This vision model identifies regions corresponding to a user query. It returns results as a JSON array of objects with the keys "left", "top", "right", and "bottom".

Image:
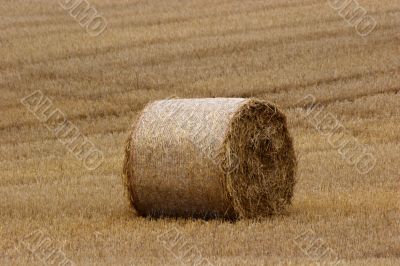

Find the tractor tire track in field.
[
  {"left": 1, "top": 33, "right": 398, "bottom": 118},
  {"left": 0, "top": 0, "right": 321, "bottom": 31}
]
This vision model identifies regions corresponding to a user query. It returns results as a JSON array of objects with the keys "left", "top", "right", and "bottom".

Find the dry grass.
[
  {"left": 0, "top": 0, "right": 399, "bottom": 265},
  {"left": 124, "top": 98, "right": 296, "bottom": 219}
]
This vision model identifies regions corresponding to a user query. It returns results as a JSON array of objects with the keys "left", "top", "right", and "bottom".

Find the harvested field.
[{"left": 1, "top": 0, "right": 399, "bottom": 265}]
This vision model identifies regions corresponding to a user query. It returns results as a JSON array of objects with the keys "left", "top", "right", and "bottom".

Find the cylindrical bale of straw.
[{"left": 123, "top": 98, "right": 296, "bottom": 219}]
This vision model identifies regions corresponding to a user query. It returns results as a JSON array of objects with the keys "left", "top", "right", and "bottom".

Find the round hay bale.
[{"left": 123, "top": 98, "right": 297, "bottom": 219}]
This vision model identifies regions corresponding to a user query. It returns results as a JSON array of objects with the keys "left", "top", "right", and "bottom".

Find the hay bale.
[{"left": 123, "top": 98, "right": 297, "bottom": 219}]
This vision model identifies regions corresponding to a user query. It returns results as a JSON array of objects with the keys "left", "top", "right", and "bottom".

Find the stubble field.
[{"left": 0, "top": 0, "right": 399, "bottom": 265}]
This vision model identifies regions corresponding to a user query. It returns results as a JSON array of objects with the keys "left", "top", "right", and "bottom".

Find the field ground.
[{"left": 0, "top": 0, "right": 399, "bottom": 265}]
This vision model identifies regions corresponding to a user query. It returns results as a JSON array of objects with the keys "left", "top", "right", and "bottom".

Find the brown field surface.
[{"left": 1, "top": 0, "right": 399, "bottom": 265}]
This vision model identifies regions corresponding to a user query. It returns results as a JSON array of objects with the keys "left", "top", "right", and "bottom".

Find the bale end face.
[{"left": 221, "top": 99, "right": 297, "bottom": 218}]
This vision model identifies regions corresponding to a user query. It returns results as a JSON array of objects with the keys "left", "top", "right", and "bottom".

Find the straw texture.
[{"left": 123, "top": 98, "right": 296, "bottom": 219}]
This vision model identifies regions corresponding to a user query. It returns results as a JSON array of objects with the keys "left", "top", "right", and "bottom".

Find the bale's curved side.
[
  {"left": 128, "top": 98, "right": 245, "bottom": 218},
  {"left": 122, "top": 106, "right": 150, "bottom": 217},
  {"left": 123, "top": 98, "right": 297, "bottom": 219}
]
